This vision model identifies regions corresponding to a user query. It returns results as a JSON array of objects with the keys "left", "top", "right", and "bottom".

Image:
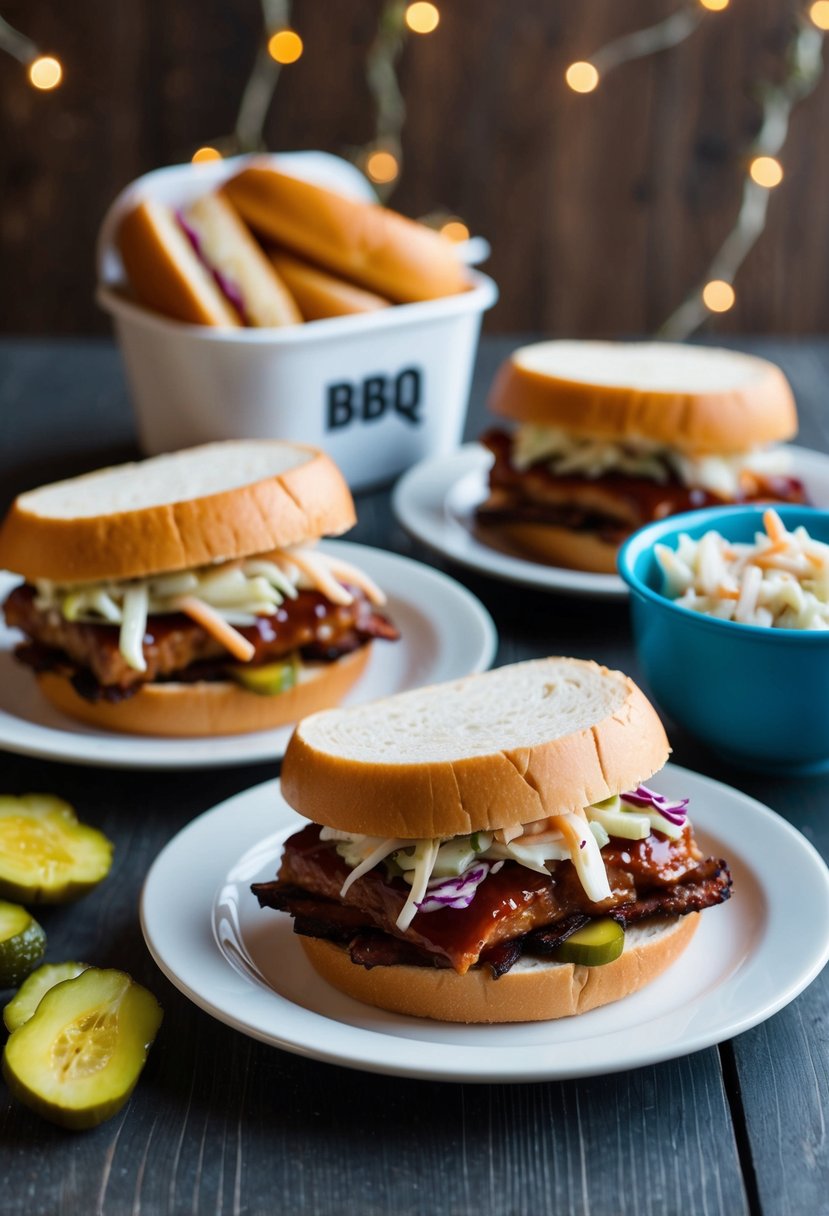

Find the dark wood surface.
[
  {"left": 0, "top": 335, "right": 828, "bottom": 1216},
  {"left": 2, "top": 0, "right": 829, "bottom": 338}
]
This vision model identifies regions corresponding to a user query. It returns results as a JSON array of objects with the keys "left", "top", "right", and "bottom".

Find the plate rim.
[
  {"left": 392, "top": 442, "right": 828, "bottom": 601},
  {"left": 0, "top": 541, "right": 497, "bottom": 770},
  {"left": 140, "top": 762, "right": 829, "bottom": 1083}
]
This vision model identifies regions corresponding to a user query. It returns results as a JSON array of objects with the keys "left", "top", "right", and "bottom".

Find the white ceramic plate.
[
  {"left": 0, "top": 542, "right": 496, "bottom": 770},
  {"left": 141, "top": 764, "right": 829, "bottom": 1083},
  {"left": 392, "top": 443, "right": 829, "bottom": 599}
]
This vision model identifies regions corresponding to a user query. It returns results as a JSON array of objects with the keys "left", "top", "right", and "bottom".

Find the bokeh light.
[
  {"left": 405, "top": 3, "right": 440, "bottom": 34},
  {"left": 268, "top": 29, "right": 303, "bottom": 64},
  {"left": 565, "top": 62, "right": 599, "bottom": 94},
  {"left": 809, "top": 1, "right": 829, "bottom": 29},
  {"left": 699, "top": 0, "right": 729, "bottom": 12},
  {"left": 440, "top": 219, "right": 471, "bottom": 243},
  {"left": 749, "top": 156, "right": 783, "bottom": 188},
  {"left": 702, "top": 280, "right": 736, "bottom": 313},
  {"left": 366, "top": 150, "right": 400, "bottom": 184},
  {"left": 28, "top": 56, "right": 62, "bottom": 90},
  {"left": 192, "top": 146, "right": 222, "bottom": 164}
]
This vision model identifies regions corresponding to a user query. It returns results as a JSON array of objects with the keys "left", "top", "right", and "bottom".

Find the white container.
[{"left": 96, "top": 153, "right": 498, "bottom": 491}]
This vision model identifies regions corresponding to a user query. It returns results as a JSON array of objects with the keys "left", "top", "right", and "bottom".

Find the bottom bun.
[
  {"left": 36, "top": 645, "right": 372, "bottom": 738},
  {"left": 475, "top": 521, "right": 620, "bottom": 575},
  {"left": 300, "top": 914, "right": 699, "bottom": 1023}
]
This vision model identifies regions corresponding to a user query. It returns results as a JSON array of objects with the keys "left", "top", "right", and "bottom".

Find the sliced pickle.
[
  {"left": 552, "top": 917, "right": 625, "bottom": 967},
  {"left": 231, "top": 653, "right": 299, "bottom": 696},
  {"left": 2, "top": 968, "right": 163, "bottom": 1129},
  {"left": 4, "top": 962, "right": 89, "bottom": 1033},
  {"left": 0, "top": 794, "right": 113, "bottom": 904},
  {"left": 0, "top": 902, "right": 46, "bottom": 988}
]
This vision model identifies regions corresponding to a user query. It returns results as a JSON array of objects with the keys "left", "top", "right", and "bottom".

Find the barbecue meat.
[
  {"left": 252, "top": 823, "right": 732, "bottom": 977},
  {"left": 4, "top": 583, "right": 398, "bottom": 697},
  {"left": 477, "top": 429, "right": 808, "bottom": 539}
]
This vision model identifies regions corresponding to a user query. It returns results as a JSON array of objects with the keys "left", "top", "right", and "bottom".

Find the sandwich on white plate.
[
  {"left": 0, "top": 440, "right": 398, "bottom": 737},
  {"left": 477, "top": 340, "right": 808, "bottom": 573},
  {"left": 253, "top": 657, "right": 732, "bottom": 1023}
]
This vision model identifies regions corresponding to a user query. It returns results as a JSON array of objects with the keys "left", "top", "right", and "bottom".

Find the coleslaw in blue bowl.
[{"left": 618, "top": 504, "right": 829, "bottom": 774}]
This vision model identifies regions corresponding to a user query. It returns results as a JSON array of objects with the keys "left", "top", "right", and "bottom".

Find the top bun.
[
  {"left": 0, "top": 440, "right": 355, "bottom": 583},
  {"left": 280, "top": 657, "right": 669, "bottom": 838},
  {"left": 488, "top": 341, "right": 798, "bottom": 455},
  {"left": 222, "top": 165, "right": 470, "bottom": 304}
]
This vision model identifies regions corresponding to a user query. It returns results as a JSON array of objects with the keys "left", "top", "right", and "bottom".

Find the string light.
[
  {"left": 810, "top": 1, "right": 829, "bottom": 29},
  {"left": 702, "top": 280, "right": 736, "bottom": 313},
  {"left": 267, "top": 28, "right": 303, "bottom": 64},
  {"left": 405, "top": 3, "right": 440, "bottom": 35},
  {"left": 749, "top": 155, "right": 783, "bottom": 188},
  {"left": 699, "top": 0, "right": 729, "bottom": 11},
  {"left": 365, "top": 149, "right": 399, "bottom": 184},
  {"left": 565, "top": 61, "right": 599, "bottom": 93},
  {"left": 28, "top": 54, "right": 62, "bottom": 90},
  {"left": 440, "top": 218, "right": 471, "bottom": 242},
  {"left": 191, "top": 146, "right": 222, "bottom": 164}
]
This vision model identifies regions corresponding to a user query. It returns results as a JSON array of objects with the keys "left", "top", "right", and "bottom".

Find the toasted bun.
[
  {"left": 35, "top": 646, "right": 372, "bottom": 738},
  {"left": 488, "top": 341, "right": 798, "bottom": 455},
  {"left": 300, "top": 915, "right": 698, "bottom": 1022},
  {"left": 222, "top": 167, "right": 470, "bottom": 304},
  {"left": 269, "top": 250, "right": 390, "bottom": 320},
  {"left": 117, "top": 199, "right": 240, "bottom": 327},
  {"left": 0, "top": 440, "right": 356, "bottom": 583},
  {"left": 474, "top": 520, "right": 619, "bottom": 574},
  {"left": 183, "top": 194, "right": 302, "bottom": 328},
  {"left": 281, "top": 657, "right": 669, "bottom": 837}
]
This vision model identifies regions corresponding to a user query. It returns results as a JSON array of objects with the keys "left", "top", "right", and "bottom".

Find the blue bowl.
[{"left": 618, "top": 505, "right": 829, "bottom": 774}]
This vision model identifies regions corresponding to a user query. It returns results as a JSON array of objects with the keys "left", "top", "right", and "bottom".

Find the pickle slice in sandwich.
[
  {"left": 2, "top": 968, "right": 163, "bottom": 1129},
  {"left": 231, "top": 653, "right": 300, "bottom": 696},
  {"left": 0, "top": 902, "right": 47, "bottom": 988},
  {"left": 0, "top": 795, "right": 113, "bottom": 904},
  {"left": 551, "top": 918, "right": 625, "bottom": 967}
]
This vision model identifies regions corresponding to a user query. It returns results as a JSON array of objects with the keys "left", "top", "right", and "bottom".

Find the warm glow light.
[
  {"left": 366, "top": 150, "right": 399, "bottom": 184},
  {"left": 749, "top": 155, "right": 783, "bottom": 188},
  {"left": 440, "top": 219, "right": 470, "bottom": 243},
  {"left": 28, "top": 55, "right": 62, "bottom": 90},
  {"left": 699, "top": 0, "right": 729, "bottom": 11},
  {"left": 192, "top": 146, "right": 222, "bottom": 164},
  {"left": 565, "top": 62, "right": 599, "bottom": 93},
  {"left": 268, "top": 29, "right": 303, "bottom": 64},
  {"left": 702, "top": 280, "right": 736, "bottom": 313},
  {"left": 810, "top": 1, "right": 829, "bottom": 29},
  {"left": 405, "top": 2, "right": 440, "bottom": 33}
]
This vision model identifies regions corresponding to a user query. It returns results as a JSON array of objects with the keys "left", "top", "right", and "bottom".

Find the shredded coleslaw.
[
  {"left": 321, "top": 785, "right": 688, "bottom": 927},
  {"left": 512, "top": 424, "right": 790, "bottom": 498},
  {"left": 33, "top": 545, "right": 387, "bottom": 672},
  {"left": 656, "top": 509, "right": 829, "bottom": 629}
]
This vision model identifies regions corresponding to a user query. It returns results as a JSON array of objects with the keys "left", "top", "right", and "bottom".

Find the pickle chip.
[
  {"left": 551, "top": 917, "right": 625, "bottom": 967},
  {"left": 231, "top": 654, "right": 299, "bottom": 696},
  {"left": 3, "top": 962, "right": 89, "bottom": 1033},
  {"left": 0, "top": 901, "right": 47, "bottom": 989},
  {"left": 0, "top": 794, "right": 113, "bottom": 904},
  {"left": 2, "top": 967, "right": 163, "bottom": 1129}
]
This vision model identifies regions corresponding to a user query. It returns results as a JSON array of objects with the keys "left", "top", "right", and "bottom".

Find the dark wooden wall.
[{"left": 1, "top": 0, "right": 828, "bottom": 336}]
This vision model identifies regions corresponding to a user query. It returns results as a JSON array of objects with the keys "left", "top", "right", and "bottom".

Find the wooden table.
[{"left": 1, "top": 336, "right": 827, "bottom": 1216}]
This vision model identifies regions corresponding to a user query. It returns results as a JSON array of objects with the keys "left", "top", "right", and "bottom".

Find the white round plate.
[
  {"left": 141, "top": 764, "right": 829, "bottom": 1083},
  {"left": 392, "top": 443, "right": 829, "bottom": 599},
  {"left": 0, "top": 542, "right": 496, "bottom": 770}
]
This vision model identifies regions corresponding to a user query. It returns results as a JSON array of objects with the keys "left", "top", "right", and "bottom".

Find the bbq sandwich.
[
  {"left": 253, "top": 658, "right": 732, "bottom": 1023},
  {"left": 0, "top": 441, "right": 398, "bottom": 736},
  {"left": 477, "top": 341, "right": 807, "bottom": 573}
]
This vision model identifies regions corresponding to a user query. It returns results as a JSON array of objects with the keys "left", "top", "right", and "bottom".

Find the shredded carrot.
[
  {"left": 273, "top": 551, "right": 353, "bottom": 606},
  {"left": 174, "top": 596, "right": 255, "bottom": 662},
  {"left": 763, "top": 509, "right": 787, "bottom": 545},
  {"left": 715, "top": 585, "right": 740, "bottom": 600}
]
